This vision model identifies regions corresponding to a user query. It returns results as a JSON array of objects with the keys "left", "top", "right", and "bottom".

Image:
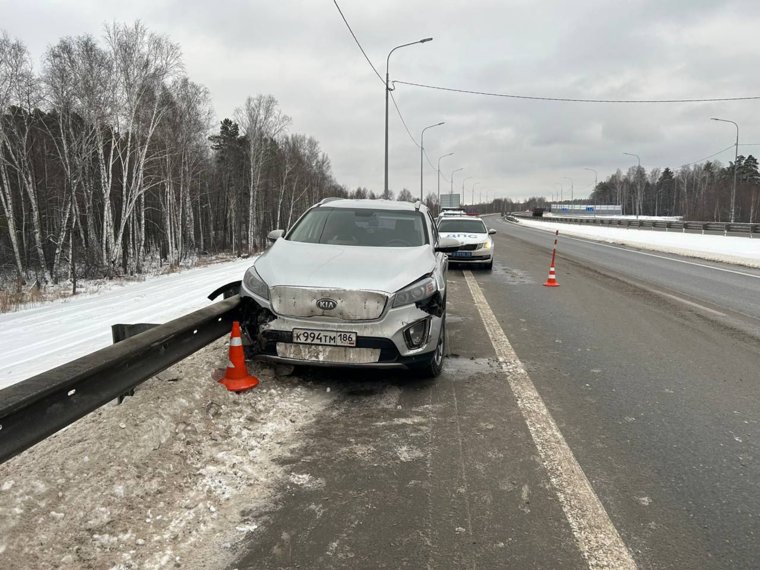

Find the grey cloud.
[{"left": 3, "top": 0, "right": 759, "bottom": 199}]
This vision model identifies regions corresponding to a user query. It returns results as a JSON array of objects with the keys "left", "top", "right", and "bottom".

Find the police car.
[{"left": 437, "top": 216, "right": 496, "bottom": 270}]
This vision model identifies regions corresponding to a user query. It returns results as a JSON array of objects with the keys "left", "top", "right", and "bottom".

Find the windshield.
[
  {"left": 287, "top": 207, "right": 428, "bottom": 247},
  {"left": 438, "top": 218, "right": 488, "bottom": 233}
]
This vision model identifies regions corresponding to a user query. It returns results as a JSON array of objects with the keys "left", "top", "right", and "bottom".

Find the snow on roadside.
[
  {"left": 512, "top": 218, "right": 760, "bottom": 268},
  {"left": 0, "top": 256, "right": 254, "bottom": 389},
  {"left": 0, "top": 340, "right": 334, "bottom": 569}
]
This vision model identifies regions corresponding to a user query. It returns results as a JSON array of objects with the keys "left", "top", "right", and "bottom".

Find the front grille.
[{"left": 270, "top": 286, "right": 388, "bottom": 321}]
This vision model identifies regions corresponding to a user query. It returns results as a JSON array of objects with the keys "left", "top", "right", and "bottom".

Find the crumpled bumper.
[{"left": 242, "top": 283, "right": 442, "bottom": 368}]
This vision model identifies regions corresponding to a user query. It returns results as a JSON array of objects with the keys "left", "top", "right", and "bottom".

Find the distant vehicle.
[
  {"left": 436, "top": 207, "right": 468, "bottom": 224},
  {"left": 239, "top": 199, "right": 461, "bottom": 377},
  {"left": 437, "top": 216, "right": 496, "bottom": 270}
]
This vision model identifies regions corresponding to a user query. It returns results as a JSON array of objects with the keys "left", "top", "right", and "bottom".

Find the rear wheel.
[{"left": 410, "top": 317, "right": 445, "bottom": 379}]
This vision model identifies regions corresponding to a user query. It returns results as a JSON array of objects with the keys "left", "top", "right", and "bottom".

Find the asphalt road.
[{"left": 230, "top": 220, "right": 760, "bottom": 569}]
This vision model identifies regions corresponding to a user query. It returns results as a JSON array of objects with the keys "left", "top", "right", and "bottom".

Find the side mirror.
[
  {"left": 435, "top": 237, "right": 461, "bottom": 253},
  {"left": 488, "top": 228, "right": 496, "bottom": 235},
  {"left": 267, "top": 229, "right": 285, "bottom": 243}
]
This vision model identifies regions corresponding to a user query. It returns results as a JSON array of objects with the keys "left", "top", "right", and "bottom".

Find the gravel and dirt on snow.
[{"left": 0, "top": 340, "right": 334, "bottom": 569}]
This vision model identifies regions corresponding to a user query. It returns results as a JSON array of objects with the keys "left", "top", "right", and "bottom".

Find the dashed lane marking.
[{"left": 463, "top": 270, "right": 637, "bottom": 570}]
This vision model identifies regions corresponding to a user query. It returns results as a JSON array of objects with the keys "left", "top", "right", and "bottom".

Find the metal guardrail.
[
  {"left": 509, "top": 213, "right": 759, "bottom": 236},
  {"left": 0, "top": 295, "right": 242, "bottom": 465}
]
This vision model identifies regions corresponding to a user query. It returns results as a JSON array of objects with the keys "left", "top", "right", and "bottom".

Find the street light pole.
[
  {"left": 623, "top": 152, "right": 641, "bottom": 218},
  {"left": 710, "top": 117, "right": 739, "bottom": 223},
  {"left": 462, "top": 177, "right": 473, "bottom": 203},
  {"left": 420, "top": 121, "right": 444, "bottom": 201},
  {"left": 437, "top": 152, "right": 454, "bottom": 207},
  {"left": 584, "top": 168, "right": 598, "bottom": 194},
  {"left": 562, "top": 176, "right": 574, "bottom": 202},
  {"left": 451, "top": 167, "right": 464, "bottom": 199},
  {"left": 384, "top": 37, "right": 433, "bottom": 196}
]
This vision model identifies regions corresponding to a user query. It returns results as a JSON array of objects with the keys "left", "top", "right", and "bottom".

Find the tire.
[
  {"left": 409, "top": 317, "right": 446, "bottom": 379},
  {"left": 484, "top": 259, "right": 493, "bottom": 271}
]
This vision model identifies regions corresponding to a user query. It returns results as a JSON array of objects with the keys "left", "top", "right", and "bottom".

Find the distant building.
[{"left": 549, "top": 204, "right": 623, "bottom": 216}]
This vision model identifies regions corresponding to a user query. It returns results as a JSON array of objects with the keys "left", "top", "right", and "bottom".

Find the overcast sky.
[{"left": 3, "top": 0, "right": 760, "bottom": 203}]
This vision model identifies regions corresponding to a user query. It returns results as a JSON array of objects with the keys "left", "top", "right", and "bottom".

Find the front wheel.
[{"left": 409, "top": 317, "right": 445, "bottom": 379}]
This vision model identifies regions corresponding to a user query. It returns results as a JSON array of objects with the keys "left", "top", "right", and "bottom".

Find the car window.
[
  {"left": 438, "top": 218, "right": 488, "bottom": 233},
  {"left": 287, "top": 207, "right": 429, "bottom": 247}
]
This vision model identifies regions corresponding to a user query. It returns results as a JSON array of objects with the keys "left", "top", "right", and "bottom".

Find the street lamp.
[
  {"left": 472, "top": 182, "right": 480, "bottom": 205},
  {"left": 562, "top": 176, "right": 574, "bottom": 202},
  {"left": 420, "top": 121, "right": 444, "bottom": 201},
  {"left": 450, "top": 167, "right": 464, "bottom": 199},
  {"left": 623, "top": 152, "right": 641, "bottom": 218},
  {"left": 710, "top": 117, "right": 739, "bottom": 223},
  {"left": 584, "top": 168, "right": 598, "bottom": 194},
  {"left": 437, "top": 152, "right": 454, "bottom": 206},
  {"left": 384, "top": 37, "right": 433, "bottom": 196},
  {"left": 462, "top": 177, "right": 473, "bottom": 203}
]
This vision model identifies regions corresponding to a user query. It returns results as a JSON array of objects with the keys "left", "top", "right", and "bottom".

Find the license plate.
[
  {"left": 451, "top": 251, "right": 472, "bottom": 257},
  {"left": 293, "top": 328, "right": 357, "bottom": 347}
]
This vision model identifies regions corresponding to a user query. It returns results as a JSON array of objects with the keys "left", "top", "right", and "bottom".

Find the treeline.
[
  {"left": 0, "top": 23, "right": 342, "bottom": 287},
  {"left": 589, "top": 158, "right": 760, "bottom": 221}
]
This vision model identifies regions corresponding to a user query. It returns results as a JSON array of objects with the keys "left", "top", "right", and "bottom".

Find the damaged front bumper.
[{"left": 240, "top": 284, "right": 443, "bottom": 369}]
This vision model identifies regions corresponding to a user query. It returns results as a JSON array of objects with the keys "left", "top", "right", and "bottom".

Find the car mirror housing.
[
  {"left": 435, "top": 237, "right": 461, "bottom": 253},
  {"left": 488, "top": 228, "right": 496, "bottom": 235},
  {"left": 267, "top": 229, "right": 285, "bottom": 242}
]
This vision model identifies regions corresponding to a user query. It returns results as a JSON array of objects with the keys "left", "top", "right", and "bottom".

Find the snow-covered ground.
[
  {"left": 512, "top": 218, "right": 760, "bottom": 268},
  {"left": 0, "top": 343, "right": 335, "bottom": 569},
  {"left": 0, "top": 257, "right": 254, "bottom": 390}
]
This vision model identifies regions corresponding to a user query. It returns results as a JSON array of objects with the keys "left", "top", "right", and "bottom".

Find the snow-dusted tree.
[
  {"left": 106, "top": 22, "right": 181, "bottom": 273},
  {"left": 236, "top": 94, "right": 290, "bottom": 252},
  {"left": 396, "top": 188, "right": 414, "bottom": 202},
  {"left": 0, "top": 32, "right": 27, "bottom": 281},
  {"left": 0, "top": 34, "right": 52, "bottom": 282}
]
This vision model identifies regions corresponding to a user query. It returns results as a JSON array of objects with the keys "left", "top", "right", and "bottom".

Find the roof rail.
[{"left": 317, "top": 197, "right": 342, "bottom": 206}]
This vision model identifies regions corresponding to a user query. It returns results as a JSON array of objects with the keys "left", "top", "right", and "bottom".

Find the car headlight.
[
  {"left": 392, "top": 276, "right": 437, "bottom": 308},
  {"left": 482, "top": 240, "right": 492, "bottom": 250},
  {"left": 243, "top": 266, "right": 269, "bottom": 300}
]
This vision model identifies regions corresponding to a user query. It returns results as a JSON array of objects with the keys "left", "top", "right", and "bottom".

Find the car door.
[{"left": 427, "top": 211, "right": 448, "bottom": 296}]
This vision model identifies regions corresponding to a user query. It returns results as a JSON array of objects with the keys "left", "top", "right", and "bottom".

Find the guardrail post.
[{"left": 111, "top": 323, "right": 160, "bottom": 404}]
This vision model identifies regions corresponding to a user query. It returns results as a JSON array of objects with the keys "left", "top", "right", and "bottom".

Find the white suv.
[{"left": 239, "top": 199, "right": 460, "bottom": 377}]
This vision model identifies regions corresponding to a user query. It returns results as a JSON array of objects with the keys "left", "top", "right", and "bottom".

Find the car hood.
[
  {"left": 253, "top": 239, "right": 435, "bottom": 293},
  {"left": 439, "top": 232, "right": 489, "bottom": 246}
]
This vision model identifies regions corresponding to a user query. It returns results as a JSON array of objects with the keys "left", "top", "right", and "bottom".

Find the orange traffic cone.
[
  {"left": 219, "top": 321, "right": 259, "bottom": 392},
  {"left": 543, "top": 265, "right": 559, "bottom": 287},
  {"left": 543, "top": 230, "right": 560, "bottom": 287}
]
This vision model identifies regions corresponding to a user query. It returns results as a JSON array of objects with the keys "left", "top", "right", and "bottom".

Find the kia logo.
[{"left": 316, "top": 298, "right": 338, "bottom": 311}]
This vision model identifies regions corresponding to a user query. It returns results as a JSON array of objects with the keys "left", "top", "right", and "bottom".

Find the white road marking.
[
  {"left": 463, "top": 270, "right": 637, "bottom": 570},
  {"left": 652, "top": 291, "right": 727, "bottom": 317}
]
